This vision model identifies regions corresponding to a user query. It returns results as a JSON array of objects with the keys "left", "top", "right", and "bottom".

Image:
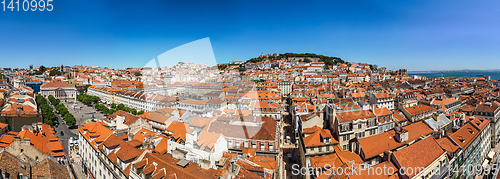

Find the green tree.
[
  {"left": 108, "top": 109, "right": 117, "bottom": 114},
  {"left": 44, "top": 118, "right": 53, "bottom": 126},
  {"left": 130, "top": 109, "right": 137, "bottom": 115},
  {"left": 39, "top": 65, "right": 46, "bottom": 73},
  {"left": 64, "top": 113, "right": 76, "bottom": 126},
  {"left": 84, "top": 84, "right": 92, "bottom": 92},
  {"left": 49, "top": 69, "right": 62, "bottom": 76},
  {"left": 59, "top": 108, "right": 69, "bottom": 117},
  {"left": 111, "top": 103, "right": 117, "bottom": 109},
  {"left": 0, "top": 74, "right": 10, "bottom": 83},
  {"left": 102, "top": 108, "right": 109, "bottom": 114},
  {"left": 48, "top": 95, "right": 60, "bottom": 106},
  {"left": 236, "top": 67, "right": 247, "bottom": 72},
  {"left": 134, "top": 72, "right": 142, "bottom": 76},
  {"left": 117, "top": 104, "right": 125, "bottom": 110}
]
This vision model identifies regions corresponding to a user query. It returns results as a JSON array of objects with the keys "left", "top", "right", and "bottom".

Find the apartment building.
[
  {"left": 88, "top": 86, "right": 178, "bottom": 112},
  {"left": 449, "top": 122, "right": 484, "bottom": 178},
  {"left": 401, "top": 104, "right": 436, "bottom": 123},
  {"left": 302, "top": 125, "right": 338, "bottom": 157},
  {"left": 432, "top": 97, "right": 461, "bottom": 114},
  {"left": 277, "top": 80, "right": 292, "bottom": 96},
  {"left": 333, "top": 110, "right": 378, "bottom": 150},
  {"left": 0, "top": 88, "right": 41, "bottom": 132},
  {"left": 474, "top": 102, "right": 500, "bottom": 148},
  {"left": 373, "top": 107, "right": 394, "bottom": 134},
  {"left": 369, "top": 92, "right": 395, "bottom": 110},
  {"left": 206, "top": 116, "right": 279, "bottom": 153},
  {"left": 249, "top": 101, "right": 281, "bottom": 120}
]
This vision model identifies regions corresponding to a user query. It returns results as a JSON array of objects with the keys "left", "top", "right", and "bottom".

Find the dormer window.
[
  {"left": 467, "top": 128, "right": 474, "bottom": 134},
  {"left": 458, "top": 136, "right": 465, "bottom": 143},
  {"left": 324, "top": 137, "right": 331, "bottom": 144}
]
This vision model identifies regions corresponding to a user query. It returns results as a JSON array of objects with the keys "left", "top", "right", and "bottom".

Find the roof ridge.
[{"left": 148, "top": 153, "right": 202, "bottom": 178}]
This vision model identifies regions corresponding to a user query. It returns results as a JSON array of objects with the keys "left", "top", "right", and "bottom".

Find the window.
[
  {"left": 261, "top": 142, "right": 265, "bottom": 150},
  {"left": 319, "top": 147, "right": 322, "bottom": 153},
  {"left": 244, "top": 141, "right": 249, "bottom": 148},
  {"left": 252, "top": 141, "right": 257, "bottom": 148},
  {"left": 358, "top": 124, "right": 362, "bottom": 129},
  {"left": 326, "top": 146, "right": 330, "bottom": 151}
]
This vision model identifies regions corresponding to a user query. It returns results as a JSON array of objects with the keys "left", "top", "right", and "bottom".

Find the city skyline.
[{"left": 1, "top": 0, "right": 500, "bottom": 70}]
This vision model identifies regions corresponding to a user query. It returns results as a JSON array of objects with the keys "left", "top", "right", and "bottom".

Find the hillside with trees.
[{"left": 244, "top": 53, "right": 347, "bottom": 66}]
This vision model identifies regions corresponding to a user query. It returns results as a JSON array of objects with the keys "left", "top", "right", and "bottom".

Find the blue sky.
[{"left": 1, "top": 0, "right": 500, "bottom": 71}]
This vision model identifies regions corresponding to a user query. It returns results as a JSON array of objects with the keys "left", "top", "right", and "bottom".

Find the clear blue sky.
[{"left": 1, "top": 0, "right": 500, "bottom": 71}]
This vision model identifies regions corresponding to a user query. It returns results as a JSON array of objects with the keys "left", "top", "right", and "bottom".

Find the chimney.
[
  {"left": 432, "top": 113, "right": 440, "bottom": 122},
  {"left": 395, "top": 129, "right": 408, "bottom": 143},
  {"left": 383, "top": 151, "right": 393, "bottom": 161}
]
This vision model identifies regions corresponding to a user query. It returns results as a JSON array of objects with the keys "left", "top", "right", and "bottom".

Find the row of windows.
[
  {"left": 228, "top": 140, "right": 275, "bottom": 151},
  {"left": 308, "top": 146, "right": 331, "bottom": 153}
]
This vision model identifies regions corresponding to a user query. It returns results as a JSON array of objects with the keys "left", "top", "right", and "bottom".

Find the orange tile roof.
[
  {"left": 41, "top": 81, "right": 74, "bottom": 87},
  {"left": 134, "top": 128, "right": 156, "bottom": 143},
  {"left": 349, "top": 92, "right": 366, "bottom": 98},
  {"left": 247, "top": 155, "right": 278, "bottom": 171},
  {"left": 404, "top": 104, "right": 435, "bottom": 116},
  {"left": 135, "top": 152, "right": 221, "bottom": 179},
  {"left": 116, "top": 141, "right": 141, "bottom": 161},
  {"left": 190, "top": 117, "right": 212, "bottom": 128},
  {"left": 337, "top": 110, "right": 375, "bottom": 123},
  {"left": 107, "top": 110, "right": 141, "bottom": 125},
  {"left": 437, "top": 136, "right": 461, "bottom": 154},
  {"left": 349, "top": 161, "right": 399, "bottom": 179},
  {"left": 393, "top": 137, "right": 445, "bottom": 178},
  {"left": 46, "top": 141, "right": 64, "bottom": 151},
  {"left": 373, "top": 93, "right": 393, "bottom": 99},
  {"left": 166, "top": 121, "right": 189, "bottom": 142},
  {"left": 373, "top": 107, "right": 392, "bottom": 117},
  {"left": 0, "top": 134, "right": 14, "bottom": 145},
  {"left": 154, "top": 138, "right": 169, "bottom": 154},
  {"left": 17, "top": 128, "right": 66, "bottom": 158},
  {"left": 195, "top": 131, "right": 221, "bottom": 152},
  {"left": 449, "top": 123, "right": 480, "bottom": 149},
  {"left": 358, "top": 121, "right": 433, "bottom": 160},
  {"left": 303, "top": 128, "right": 336, "bottom": 147}
]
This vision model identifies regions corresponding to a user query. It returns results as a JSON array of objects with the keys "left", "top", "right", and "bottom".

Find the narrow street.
[
  {"left": 48, "top": 100, "right": 78, "bottom": 153},
  {"left": 48, "top": 98, "right": 107, "bottom": 179}
]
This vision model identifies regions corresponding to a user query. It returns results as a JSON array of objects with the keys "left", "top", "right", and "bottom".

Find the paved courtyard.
[{"left": 63, "top": 99, "right": 106, "bottom": 133}]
